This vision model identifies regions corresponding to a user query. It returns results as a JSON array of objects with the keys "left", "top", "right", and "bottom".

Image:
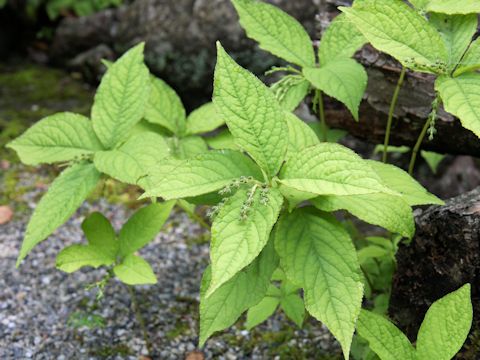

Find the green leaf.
[
  {"left": 312, "top": 193, "right": 415, "bottom": 238},
  {"left": 113, "top": 254, "right": 157, "bottom": 285},
  {"left": 81, "top": 212, "right": 118, "bottom": 258},
  {"left": 56, "top": 245, "right": 114, "bottom": 273},
  {"left": 318, "top": 13, "right": 366, "bottom": 65},
  {"left": 285, "top": 112, "right": 320, "bottom": 158},
  {"left": 185, "top": 102, "right": 224, "bottom": 135},
  {"left": 416, "top": 284, "right": 472, "bottom": 360},
  {"left": 340, "top": 0, "right": 448, "bottom": 73},
  {"left": 275, "top": 208, "right": 363, "bottom": 358},
  {"left": 303, "top": 59, "right": 367, "bottom": 120},
  {"left": 199, "top": 239, "right": 278, "bottom": 345},
  {"left": 7, "top": 113, "right": 103, "bottom": 165},
  {"left": 171, "top": 136, "right": 209, "bottom": 159},
  {"left": 357, "top": 245, "right": 390, "bottom": 264},
  {"left": 309, "top": 123, "right": 347, "bottom": 143},
  {"left": 367, "top": 160, "right": 444, "bottom": 206},
  {"left": 17, "top": 163, "right": 101, "bottom": 265},
  {"left": 356, "top": 310, "right": 416, "bottom": 360},
  {"left": 207, "top": 187, "right": 283, "bottom": 296},
  {"left": 143, "top": 150, "right": 263, "bottom": 200},
  {"left": 454, "top": 38, "right": 480, "bottom": 76},
  {"left": 245, "top": 295, "right": 279, "bottom": 330},
  {"left": 231, "top": 0, "right": 315, "bottom": 67},
  {"left": 205, "top": 129, "right": 239, "bottom": 151},
  {"left": 94, "top": 132, "right": 171, "bottom": 188},
  {"left": 280, "top": 143, "right": 394, "bottom": 197},
  {"left": 421, "top": 150, "right": 445, "bottom": 174},
  {"left": 118, "top": 202, "right": 174, "bottom": 257},
  {"left": 91, "top": 43, "right": 150, "bottom": 149},
  {"left": 280, "top": 292, "right": 305, "bottom": 328},
  {"left": 436, "top": 73, "right": 480, "bottom": 138},
  {"left": 214, "top": 42, "right": 288, "bottom": 177},
  {"left": 430, "top": 13, "right": 477, "bottom": 71},
  {"left": 426, "top": 0, "right": 480, "bottom": 15},
  {"left": 145, "top": 75, "right": 186, "bottom": 135},
  {"left": 271, "top": 76, "right": 310, "bottom": 112}
]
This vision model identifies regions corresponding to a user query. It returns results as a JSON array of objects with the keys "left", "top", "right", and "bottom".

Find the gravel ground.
[{"left": 0, "top": 167, "right": 339, "bottom": 360}]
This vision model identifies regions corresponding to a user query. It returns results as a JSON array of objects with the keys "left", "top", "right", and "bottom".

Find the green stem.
[
  {"left": 315, "top": 89, "right": 328, "bottom": 142},
  {"left": 178, "top": 201, "right": 210, "bottom": 230},
  {"left": 382, "top": 67, "right": 406, "bottom": 163},
  {"left": 408, "top": 97, "right": 441, "bottom": 175},
  {"left": 127, "top": 285, "right": 153, "bottom": 356}
]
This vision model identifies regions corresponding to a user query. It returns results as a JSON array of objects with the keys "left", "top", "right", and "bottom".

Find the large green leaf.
[
  {"left": 367, "top": 160, "right": 443, "bottom": 206},
  {"left": 245, "top": 294, "right": 279, "bottom": 329},
  {"left": 231, "top": 0, "right": 315, "bottom": 67},
  {"left": 303, "top": 59, "right": 367, "bottom": 120},
  {"left": 318, "top": 13, "right": 366, "bottom": 65},
  {"left": 214, "top": 43, "right": 288, "bottom": 177},
  {"left": 275, "top": 208, "right": 363, "bottom": 358},
  {"left": 416, "top": 284, "right": 472, "bottom": 360},
  {"left": 17, "top": 163, "right": 101, "bottom": 265},
  {"left": 454, "top": 38, "right": 480, "bottom": 76},
  {"left": 280, "top": 144, "right": 394, "bottom": 197},
  {"left": 312, "top": 193, "right": 415, "bottom": 238},
  {"left": 341, "top": 0, "right": 448, "bottom": 73},
  {"left": 426, "top": 0, "right": 480, "bottom": 14},
  {"left": 199, "top": 239, "right": 278, "bottom": 345},
  {"left": 118, "top": 202, "right": 175, "bottom": 257},
  {"left": 91, "top": 43, "right": 150, "bottom": 149},
  {"left": 144, "top": 76, "right": 186, "bottom": 135},
  {"left": 285, "top": 112, "right": 320, "bottom": 159},
  {"left": 7, "top": 113, "right": 103, "bottom": 165},
  {"left": 430, "top": 14, "right": 477, "bottom": 71},
  {"left": 207, "top": 187, "right": 283, "bottom": 296},
  {"left": 436, "top": 73, "right": 480, "bottom": 138},
  {"left": 94, "top": 132, "right": 171, "bottom": 188},
  {"left": 185, "top": 102, "right": 224, "bottom": 135},
  {"left": 143, "top": 150, "right": 263, "bottom": 199},
  {"left": 113, "top": 254, "right": 157, "bottom": 285},
  {"left": 81, "top": 212, "right": 118, "bottom": 258},
  {"left": 356, "top": 310, "right": 416, "bottom": 360}
]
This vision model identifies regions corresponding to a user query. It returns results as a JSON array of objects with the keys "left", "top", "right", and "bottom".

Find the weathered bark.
[{"left": 389, "top": 187, "right": 480, "bottom": 358}]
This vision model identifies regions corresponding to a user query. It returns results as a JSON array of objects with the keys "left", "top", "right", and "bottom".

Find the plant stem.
[
  {"left": 382, "top": 67, "right": 406, "bottom": 163},
  {"left": 315, "top": 89, "right": 328, "bottom": 142},
  {"left": 408, "top": 96, "right": 441, "bottom": 175},
  {"left": 178, "top": 201, "right": 210, "bottom": 230},
  {"left": 127, "top": 285, "right": 153, "bottom": 356}
]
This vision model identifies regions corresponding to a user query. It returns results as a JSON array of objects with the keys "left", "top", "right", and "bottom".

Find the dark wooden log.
[{"left": 389, "top": 187, "right": 480, "bottom": 358}]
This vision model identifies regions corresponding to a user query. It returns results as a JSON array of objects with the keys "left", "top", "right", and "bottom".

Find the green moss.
[{"left": 91, "top": 344, "right": 132, "bottom": 357}]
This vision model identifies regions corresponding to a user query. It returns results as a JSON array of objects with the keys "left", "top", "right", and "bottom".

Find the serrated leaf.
[
  {"left": 145, "top": 75, "right": 186, "bottom": 135},
  {"left": 81, "top": 212, "right": 118, "bottom": 258},
  {"left": 245, "top": 295, "right": 279, "bottom": 330},
  {"left": 436, "top": 73, "right": 480, "bottom": 138},
  {"left": 17, "top": 163, "right": 101, "bottom": 265},
  {"left": 91, "top": 43, "right": 150, "bottom": 149},
  {"left": 416, "top": 284, "right": 472, "bottom": 360},
  {"left": 312, "top": 193, "right": 415, "bottom": 238},
  {"left": 94, "top": 132, "right": 171, "bottom": 188},
  {"left": 454, "top": 38, "right": 480, "bottom": 76},
  {"left": 303, "top": 59, "right": 367, "bottom": 120},
  {"left": 143, "top": 150, "right": 263, "bottom": 200},
  {"left": 199, "top": 239, "right": 278, "bottom": 345},
  {"left": 7, "top": 113, "right": 103, "bottom": 165},
  {"left": 170, "top": 136, "right": 208, "bottom": 159},
  {"left": 275, "top": 208, "right": 363, "bottom": 358},
  {"left": 207, "top": 187, "right": 283, "bottom": 296},
  {"left": 56, "top": 245, "right": 114, "bottom": 273},
  {"left": 214, "top": 43, "right": 288, "bottom": 176},
  {"left": 280, "top": 293, "right": 305, "bottom": 328},
  {"left": 205, "top": 129, "right": 239, "bottom": 151},
  {"left": 271, "top": 76, "right": 310, "bottom": 112},
  {"left": 231, "top": 0, "right": 315, "bottom": 67},
  {"left": 430, "top": 13, "right": 477, "bottom": 71},
  {"left": 319, "top": 13, "right": 366, "bottom": 65},
  {"left": 118, "top": 202, "right": 175, "bottom": 257},
  {"left": 426, "top": 0, "right": 480, "bottom": 15},
  {"left": 280, "top": 144, "right": 394, "bottom": 197},
  {"left": 113, "top": 254, "right": 157, "bottom": 285},
  {"left": 185, "top": 102, "right": 224, "bottom": 135},
  {"left": 341, "top": 0, "right": 448, "bottom": 73},
  {"left": 285, "top": 113, "right": 320, "bottom": 158},
  {"left": 367, "top": 160, "right": 444, "bottom": 206},
  {"left": 356, "top": 310, "right": 416, "bottom": 360}
]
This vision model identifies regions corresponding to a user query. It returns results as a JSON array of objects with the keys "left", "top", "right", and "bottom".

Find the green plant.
[
  {"left": 341, "top": 0, "right": 480, "bottom": 172},
  {"left": 357, "top": 284, "right": 473, "bottom": 360}
]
